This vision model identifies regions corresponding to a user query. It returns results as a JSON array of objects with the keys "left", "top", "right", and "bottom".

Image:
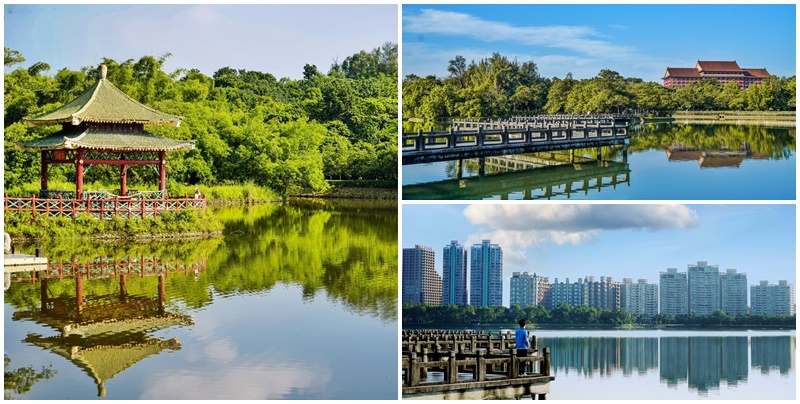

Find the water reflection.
[
  {"left": 4, "top": 199, "right": 398, "bottom": 399},
  {"left": 402, "top": 123, "right": 796, "bottom": 200},
  {"left": 542, "top": 334, "right": 795, "bottom": 397}
]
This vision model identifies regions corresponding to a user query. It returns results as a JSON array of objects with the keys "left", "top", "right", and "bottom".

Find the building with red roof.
[{"left": 662, "top": 61, "right": 771, "bottom": 89}]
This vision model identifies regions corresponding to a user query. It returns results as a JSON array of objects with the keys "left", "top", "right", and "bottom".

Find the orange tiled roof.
[
  {"left": 743, "top": 68, "right": 771, "bottom": 78},
  {"left": 696, "top": 61, "right": 742, "bottom": 72},
  {"left": 663, "top": 67, "right": 701, "bottom": 78}
]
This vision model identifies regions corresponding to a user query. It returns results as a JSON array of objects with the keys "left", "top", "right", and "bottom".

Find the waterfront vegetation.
[
  {"left": 4, "top": 44, "right": 398, "bottom": 200},
  {"left": 402, "top": 53, "right": 796, "bottom": 125},
  {"left": 402, "top": 302, "right": 796, "bottom": 328}
]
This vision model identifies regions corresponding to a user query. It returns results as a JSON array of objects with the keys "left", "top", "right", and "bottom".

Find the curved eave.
[
  {"left": 25, "top": 117, "right": 182, "bottom": 128},
  {"left": 16, "top": 141, "right": 195, "bottom": 152}
]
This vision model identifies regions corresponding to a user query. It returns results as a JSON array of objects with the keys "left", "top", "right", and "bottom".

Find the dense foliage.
[
  {"left": 4, "top": 44, "right": 398, "bottom": 198},
  {"left": 403, "top": 303, "right": 796, "bottom": 327},
  {"left": 403, "top": 53, "right": 796, "bottom": 122}
]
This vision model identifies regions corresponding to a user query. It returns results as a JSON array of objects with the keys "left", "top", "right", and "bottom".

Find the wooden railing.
[
  {"left": 4, "top": 194, "right": 206, "bottom": 220},
  {"left": 8, "top": 255, "right": 207, "bottom": 283}
]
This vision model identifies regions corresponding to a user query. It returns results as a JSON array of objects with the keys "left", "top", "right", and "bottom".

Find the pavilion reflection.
[{"left": 10, "top": 255, "right": 205, "bottom": 397}]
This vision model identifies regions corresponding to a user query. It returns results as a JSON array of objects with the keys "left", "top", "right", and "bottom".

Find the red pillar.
[
  {"left": 159, "top": 151, "right": 166, "bottom": 194},
  {"left": 120, "top": 163, "right": 128, "bottom": 196},
  {"left": 158, "top": 273, "right": 166, "bottom": 315},
  {"left": 76, "top": 149, "right": 85, "bottom": 199},
  {"left": 41, "top": 151, "right": 48, "bottom": 191}
]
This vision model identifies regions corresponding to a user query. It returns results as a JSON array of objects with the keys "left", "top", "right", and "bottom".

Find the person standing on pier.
[{"left": 516, "top": 319, "right": 530, "bottom": 376}]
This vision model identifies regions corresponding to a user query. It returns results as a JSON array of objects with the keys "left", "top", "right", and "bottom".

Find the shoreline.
[{"left": 404, "top": 323, "right": 796, "bottom": 331}]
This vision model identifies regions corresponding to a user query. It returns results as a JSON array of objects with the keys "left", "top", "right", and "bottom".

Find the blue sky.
[
  {"left": 4, "top": 4, "right": 397, "bottom": 79},
  {"left": 402, "top": 203, "right": 796, "bottom": 307},
  {"left": 402, "top": 4, "right": 796, "bottom": 82}
]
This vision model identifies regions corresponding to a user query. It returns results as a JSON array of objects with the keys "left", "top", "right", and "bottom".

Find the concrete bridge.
[
  {"left": 402, "top": 115, "right": 631, "bottom": 165},
  {"left": 402, "top": 330, "right": 553, "bottom": 400}
]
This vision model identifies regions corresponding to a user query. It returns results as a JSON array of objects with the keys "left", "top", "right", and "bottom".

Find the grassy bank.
[
  {"left": 667, "top": 110, "right": 796, "bottom": 127},
  {"left": 294, "top": 180, "right": 398, "bottom": 200},
  {"left": 5, "top": 209, "right": 223, "bottom": 242}
]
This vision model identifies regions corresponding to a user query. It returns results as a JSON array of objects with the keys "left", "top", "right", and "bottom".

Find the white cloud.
[
  {"left": 404, "top": 9, "right": 638, "bottom": 59},
  {"left": 462, "top": 204, "right": 698, "bottom": 268}
]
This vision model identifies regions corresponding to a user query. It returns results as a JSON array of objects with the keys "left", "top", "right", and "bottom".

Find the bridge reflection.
[{"left": 403, "top": 155, "right": 631, "bottom": 200}]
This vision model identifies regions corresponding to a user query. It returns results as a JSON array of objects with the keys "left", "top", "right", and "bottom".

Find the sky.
[
  {"left": 402, "top": 203, "right": 796, "bottom": 307},
  {"left": 4, "top": 4, "right": 398, "bottom": 79},
  {"left": 402, "top": 4, "right": 797, "bottom": 83}
]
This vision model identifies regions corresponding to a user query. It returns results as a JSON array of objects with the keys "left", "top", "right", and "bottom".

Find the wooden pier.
[
  {"left": 402, "top": 115, "right": 631, "bottom": 165},
  {"left": 402, "top": 330, "right": 554, "bottom": 400}
]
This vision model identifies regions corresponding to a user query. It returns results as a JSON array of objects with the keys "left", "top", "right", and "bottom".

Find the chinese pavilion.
[
  {"left": 662, "top": 61, "right": 770, "bottom": 89},
  {"left": 17, "top": 65, "right": 195, "bottom": 199}
]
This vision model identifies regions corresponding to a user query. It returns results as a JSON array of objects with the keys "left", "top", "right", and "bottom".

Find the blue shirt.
[{"left": 516, "top": 327, "right": 529, "bottom": 350}]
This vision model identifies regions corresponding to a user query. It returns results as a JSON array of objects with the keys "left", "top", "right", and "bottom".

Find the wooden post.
[
  {"left": 76, "top": 149, "right": 84, "bottom": 199},
  {"left": 159, "top": 151, "right": 166, "bottom": 193},
  {"left": 76, "top": 273, "right": 83, "bottom": 311},
  {"left": 120, "top": 162, "right": 128, "bottom": 196},
  {"left": 41, "top": 151, "right": 48, "bottom": 191},
  {"left": 158, "top": 273, "right": 166, "bottom": 315},
  {"left": 40, "top": 275, "right": 48, "bottom": 311},
  {"left": 120, "top": 273, "right": 128, "bottom": 300},
  {"left": 416, "top": 129, "right": 424, "bottom": 151}
]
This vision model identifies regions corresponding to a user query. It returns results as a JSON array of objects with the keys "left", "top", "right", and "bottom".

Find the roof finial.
[{"left": 100, "top": 64, "right": 107, "bottom": 80}]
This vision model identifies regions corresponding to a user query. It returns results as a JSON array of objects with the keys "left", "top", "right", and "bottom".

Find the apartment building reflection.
[{"left": 543, "top": 335, "right": 793, "bottom": 395}]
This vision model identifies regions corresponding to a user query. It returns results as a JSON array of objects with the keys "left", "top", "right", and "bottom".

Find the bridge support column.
[
  {"left": 420, "top": 348, "right": 428, "bottom": 379},
  {"left": 456, "top": 160, "right": 463, "bottom": 179},
  {"left": 622, "top": 145, "right": 628, "bottom": 163},
  {"left": 478, "top": 157, "right": 486, "bottom": 177},
  {"left": 446, "top": 351, "right": 458, "bottom": 384}
]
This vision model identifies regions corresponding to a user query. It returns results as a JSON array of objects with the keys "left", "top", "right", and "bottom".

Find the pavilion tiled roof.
[
  {"left": 24, "top": 65, "right": 183, "bottom": 127},
  {"left": 16, "top": 127, "right": 195, "bottom": 152}
]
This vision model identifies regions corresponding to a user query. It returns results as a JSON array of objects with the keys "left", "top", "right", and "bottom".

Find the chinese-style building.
[
  {"left": 6, "top": 65, "right": 204, "bottom": 219},
  {"left": 662, "top": 61, "right": 770, "bottom": 89}
]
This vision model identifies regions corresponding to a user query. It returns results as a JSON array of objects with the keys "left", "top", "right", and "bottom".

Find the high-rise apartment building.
[
  {"left": 688, "top": 261, "right": 720, "bottom": 316},
  {"left": 620, "top": 278, "right": 659, "bottom": 317},
  {"left": 550, "top": 277, "right": 587, "bottom": 308},
  {"left": 469, "top": 240, "right": 503, "bottom": 307},
  {"left": 660, "top": 268, "right": 688, "bottom": 316},
  {"left": 586, "top": 276, "right": 620, "bottom": 310},
  {"left": 402, "top": 245, "right": 442, "bottom": 305},
  {"left": 720, "top": 269, "right": 748, "bottom": 316},
  {"left": 510, "top": 272, "right": 536, "bottom": 308},
  {"left": 751, "top": 280, "right": 795, "bottom": 316},
  {"left": 442, "top": 240, "right": 468, "bottom": 306}
]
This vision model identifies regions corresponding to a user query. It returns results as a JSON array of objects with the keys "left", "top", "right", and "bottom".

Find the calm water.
[
  {"left": 4, "top": 200, "right": 398, "bottom": 400},
  {"left": 402, "top": 124, "right": 796, "bottom": 200},
  {"left": 418, "top": 328, "right": 796, "bottom": 400}
]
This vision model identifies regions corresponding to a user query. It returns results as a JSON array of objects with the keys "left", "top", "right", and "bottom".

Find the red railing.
[
  {"left": 9, "top": 255, "right": 207, "bottom": 283},
  {"left": 4, "top": 194, "right": 206, "bottom": 220}
]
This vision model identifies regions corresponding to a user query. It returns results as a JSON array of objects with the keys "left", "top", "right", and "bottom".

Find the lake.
[
  {"left": 3, "top": 200, "right": 398, "bottom": 400},
  {"left": 402, "top": 123, "right": 796, "bottom": 200},
  {"left": 406, "top": 327, "right": 796, "bottom": 400}
]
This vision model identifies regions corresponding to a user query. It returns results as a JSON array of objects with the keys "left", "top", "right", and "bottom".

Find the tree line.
[
  {"left": 403, "top": 53, "right": 796, "bottom": 122},
  {"left": 4, "top": 43, "right": 398, "bottom": 198},
  {"left": 402, "top": 302, "right": 796, "bottom": 327}
]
